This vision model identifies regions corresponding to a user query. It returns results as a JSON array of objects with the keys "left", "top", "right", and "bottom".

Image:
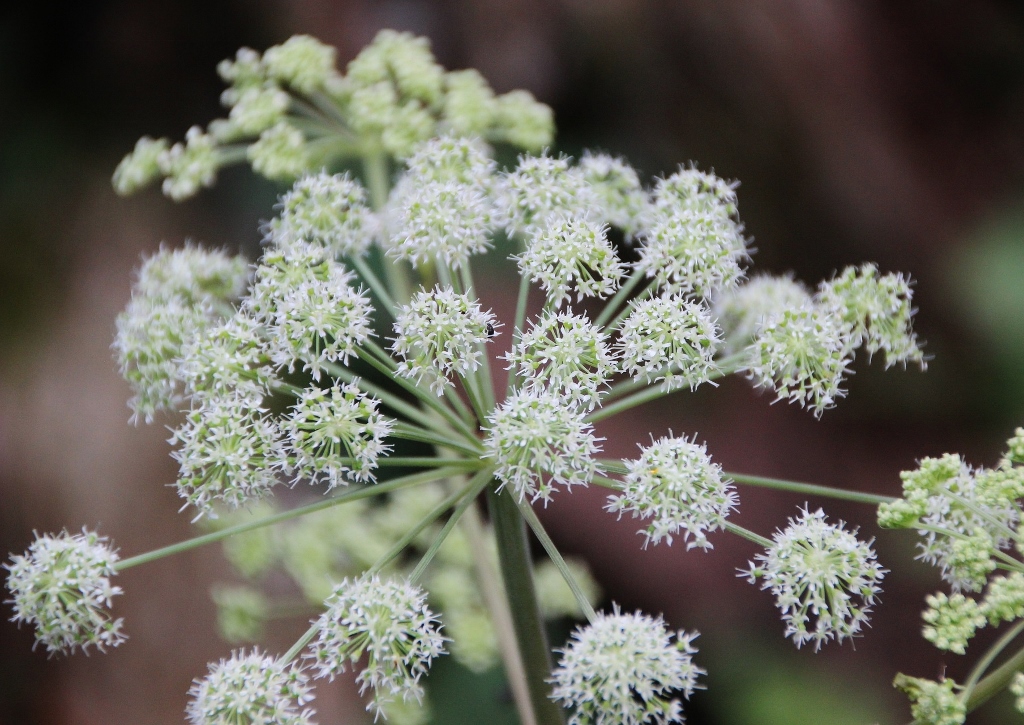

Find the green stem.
[
  {"left": 116, "top": 467, "right": 462, "bottom": 570},
  {"left": 487, "top": 484, "right": 567, "bottom": 725},
  {"left": 962, "top": 619, "right": 1024, "bottom": 704},
  {"left": 391, "top": 422, "right": 484, "bottom": 458},
  {"left": 282, "top": 622, "right": 320, "bottom": 664},
  {"left": 460, "top": 501, "right": 537, "bottom": 725},
  {"left": 964, "top": 628, "right": 1024, "bottom": 712},
  {"left": 725, "top": 522, "right": 774, "bottom": 548},
  {"left": 324, "top": 360, "right": 441, "bottom": 432},
  {"left": 605, "top": 277, "right": 655, "bottom": 333},
  {"left": 585, "top": 383, "right": 666, "bottom": 424},
  {"left": 506, "top": 274, "right": 532, "bottom": 396},
  {"left": 515, "top": 498, "right": 597, "bottom": 622},
  {"left": 350, "top": 255, "right": 397, "bottom": 319},
  {"left": 367, "top": 475, "right": 483, "bottom": 576},
  {"left": 594, "top": 267, "right": 646, "bottom": 328},
  {"left": 726, "top": 472, "right": 896, "bottom": 506},
  {"left": 363, "top": 151, "right": 411, "bottom": 304},
  {"left": 355, "top": 348, "right": 479, "bottom": 442},
  {"left": 409, "top": 468, "right": 494, "bottom": 582}
]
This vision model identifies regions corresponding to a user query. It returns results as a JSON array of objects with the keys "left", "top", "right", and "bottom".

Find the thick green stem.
[
  {"left": 725, "top": 522, "right": 774, "bottom": 548},
  {"left": 507, "top": 274, "right": 533, "bottom": 396},
  {"left": 363, "top": 150, "right": 411, "bottom": 304},
  {"left": 964, "top": 626, "right": 1024, "bottom": 712},
  {"left": 487, "top": 484, "right": 566, "bottom": 725}
]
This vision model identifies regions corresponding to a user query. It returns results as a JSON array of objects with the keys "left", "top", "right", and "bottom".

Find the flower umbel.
[
  {"left": 391, "top": 286, "right": 498, "bottom": 395},
  {"left": 282, "top": 383, "right": 394, "bottom": 487},
  {"left": 186, "top": 648, "right": 316, "bottom": 725},
  {"left": 550, "top": 608, "right": 704, "bottom": 725},
  {"left": 608, "top": 435, "right": 737, "bottom": 550},
  {"left": 308, "top": 574, "right": 446, "bottom": 716},
  {"left": 742, "top": 506, "right": 886, "bottom": 649},
  {"left": 5, "top": 529, "right": 125, "bottom": 655},
  {"left": 484, "top": 387, "right": 602, "bottom": 504}
]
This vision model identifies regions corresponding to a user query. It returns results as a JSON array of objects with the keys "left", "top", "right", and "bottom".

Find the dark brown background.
[{"left": 4, "top": 1, "right": 1024, "bottom": 723}]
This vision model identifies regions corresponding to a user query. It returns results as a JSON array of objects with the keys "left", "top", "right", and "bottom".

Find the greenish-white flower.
[
  {"left": 272, "top": 171, "right": 375, "bottom": 258},
  {"left": 113, "top": 136, "right": 169, "bottom": 195},
  {"left": 186, "top": 648, "right": 315, "bottom": 725},
  {"left": 493, "top": 89, "right": 554, "bottom": 152},
  {"left": 263, "top": 35, "right": 338, "bottom": 94},
  {"left": 742, "top": 506, "right": 886, "bottom": 649},
  {"left": 921, "top": 592, "right": 985, "bottom": 654},
  {"left": 893, "top": 675, "right": 965, "bottom": 725},
  {"left": 608, "top": 435, "right": 737, "bottom": 550},
  {"left": 550, "top": 608, "right": 703, "bottom": 725},
  {"left": 246, "top": 248, "right": 373, "bottom": 380},
  {"left": 712, "top": 274, "right": 813, "bottom": 356},
  {"left": 617, "top": 295, "right": 721, "bottom": 392},
  {"left": 517, "top": 217, "right": 624, "bottom": 308},
  {"left": 248, "top": 122, "right": 308, "bottom": 181},
  {"left": 170, "top": 394, "right": 283, "bottom": 517},
  {"left": 159, "top": 126, "right": 219, "bottom": 201},
  {"left": 309, "top": 574, "right": 446, "bottom": 716},
  {"left": 391, "top": 286, "right": 498, "bottom": 394},
  {"left": 5, "top": 528, "right": 125, "bottom": 655},
  {"left": 745, "top": 302, "right": 851, "bottom": 417},
  {"left": 484, "top": 387, "right": 602, "bottom": 504},
  {"left": 817, "top": 263, "right": 926, "bottom": 368},
  {"left": 500, "top": 155, "right": 597, "bottom": 236},
  {"left": 282, "top": 383, "right": 394, "bottom": 487},
  {"left": 507, "top": 310, "right": 617, "bottom": 410},
  {"left": 442, "top": 69, "right": 497, "bottom": 136},
  {"left": 579, "top": 151, "right": 649, "bottom": 238}
]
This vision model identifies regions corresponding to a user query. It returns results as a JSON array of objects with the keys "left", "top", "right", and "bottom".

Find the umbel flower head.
[
  {"left": 744, "top": 302, "right": 851, "bottom": 417},
  {"left": 506, "top": 310, "right": 617, "bottom": 411},
  {"left": 271, "top": 171, "right": 375, "bottom": 258},
  {"left": 282, "top": 383, "right": 394, "bottom": 488},
  {"left": 484, "top": 387, "right": 602, "bottom": 504},
  {"left": 245, "top": 246, "right": 374, "bottom": 380},
  {"left": 186, "top": 648, "right": 316, "bottom": 725},
  {"left": 171, "top": 394, "right": 284, "bottom": 517},
  {"left": 892, "top": 675, "right": 965, "bottom": 725},
  {"left": 5, "top": 528, "right": 126, "bottom": 655},
  {"left": 742, "top": 506, "right": 886, "bottom": 650},
  {"left": 114, "top": 244, "right": 250, "bottom": 423},
  {"left": 517, "top": 217, "right": 625, "bottom": 309},
  {"left": 391, "top": 286, "right": 498, "bottom": 394},
  {"left": 617, "top": 295, "right": 721, "bottom": 393},
  {"left": 578, "top": 151, "right": 649, "bottom": 239},
  {"left": 550, "top": 608, "right": 704, "bottom": 725},
  {"left": 877, "top": 454, "right": 1022, "bottom": 592},
  {"left": 308, "top": 573, "right": 446, "bottom": 716},
  {"left": 607, "top": 434, "right": 737, "bottom": 550},
  {"left": 816, "top": 263, "right": 926, "bottom": 369},
  {"left": 712, "top": 274, "right": 813, "bottom": 357},
  {"left": 499, "top": 155, "right": 597, "bottom": 236}
]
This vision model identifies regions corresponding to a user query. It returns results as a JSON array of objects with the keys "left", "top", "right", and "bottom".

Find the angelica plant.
[{"left": 10, "top": 28, "right": 988, "bottom": 725}]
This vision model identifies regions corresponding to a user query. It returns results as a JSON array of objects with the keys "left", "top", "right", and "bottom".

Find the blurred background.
[{"left": 4, "top": 1, "right": 1024, "bottom": 723}]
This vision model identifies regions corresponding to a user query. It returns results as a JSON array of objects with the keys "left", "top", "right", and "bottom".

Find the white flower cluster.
[
  {"left": 484, "top": 387, "right": 602, "bottom": 504},
  {"left": 717, "top": 264, "right": 925, "bottom": 416},
  {"left": 506, "top": 311, "right": 617, "bottom": 411},
  {"left": 282, "top": 383, "right": 394, "bottom": 488},
  {"left": 551, "top": 608, "right": 703, "bottom": 725},
  {"left": 618, "top": 295, "right": 721, "bottom": 392},
  {"left": 113, "top": 244, "right": 250, "bottom": 422},
  {"left": 608, "top": 435, "right": 737, "bottom": 549},
  {"left": 113, "top": 31, "right": 555, "bottom": 199},
  {"left": 743, "top": 506, "right": 886, "bottom": 649},
  {"left": 391, "top": 286, "right": 499, "bottom": 394},
  {"left": 271, "top": 171, "right": 376, "bottom": 258},
  {"left": 186, "top": 648, "right": 315, "bottom": 725},
  {"left": 245, "top": 246, "right": 374, "bottom": 380},
  {"left": 5, "top": 529, "right": 125, "bottom": 655},
  {"left": 308, "top": 573, "right": 446, "bottom": 716}
]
